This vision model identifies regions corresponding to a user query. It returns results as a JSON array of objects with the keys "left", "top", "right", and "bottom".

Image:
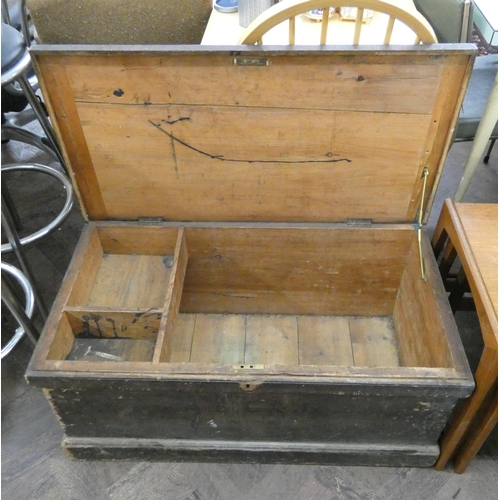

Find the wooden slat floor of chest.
[
  {"left": 66, "top": 313, "right": 400, "bottom": 366},
  {"left": 170, "top": 313, "right": 400, "bottom": 367}
]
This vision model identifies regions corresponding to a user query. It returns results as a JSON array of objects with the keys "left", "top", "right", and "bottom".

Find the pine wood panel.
[
  {"left": 167, "top": 314, "right": 196, "bottom": 363},
  {"left": 32, "top": 55, "right": 107, "bottom": 219},
  {"left": 181, "top": 226, "right": 413, "bottom": 316},
  {"left": 66, "top": 226, "right": 103, "bottom": 307},
  {"left": 190, "top": 314, "right": 246, "bottom": 364},
  {"left": 154, "top": 228, "right": 189, "bottom": 363},
  {"left": 393, "top": 237, "right": 454, "bottom": 368},
  {"left": 407, "top": 53, "right": 474, "bottom": 222},
  {"left": 86, "top": 254, "right": 171, "bottom": 308},
  {"left": 60, "top": 52, "right": 442, "bottom": 114},
  {"left": 245, "top": 315, "right": 299, "bottom": 366},
  {"left": 298, "top": 316, "right": 353, "bottom": 366},
  {"left": 46, "top": 313, "right": 75, "bottom": 361},
  {"left": 30, "top": 47, "right": 475, "bottom": 223},
  {"left": 350, "top": 316, "right": 400, "bottom": 367},
  {"left": 96, "top": 225, "right": 179, "bottom": 255},
  {"left": 168, "top": 313, "right": 400, "bottom": 368},
  {"left": 74, "top": 102, "right": 431, "bottom": 223},
  {"left": 63, "top": 309, "right": 162, "bottom": 341}
]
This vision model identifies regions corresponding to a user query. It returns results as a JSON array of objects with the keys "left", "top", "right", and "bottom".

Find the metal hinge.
[
  {"left": 346, "top": 218, "right": 373, "bottom": 227},
  {"left": 137, "top": 217, "right": 164, "bottom": 225}
]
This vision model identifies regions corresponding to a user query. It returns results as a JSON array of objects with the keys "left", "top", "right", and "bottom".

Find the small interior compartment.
[
  {"left": 66, "top": 225, "right": 180, "bottom": 309},
  {"left": 48, "top": 309, "right": 162, "bottom": 362},
  {"left": 46, "top": 225, "right": 184, "bottom": 362},
  {"left": 158, "top": 226, "right": 455, "bottom": 369}
]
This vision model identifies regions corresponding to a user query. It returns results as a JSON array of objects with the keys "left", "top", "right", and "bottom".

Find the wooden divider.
[{"left": 154, "top": 228, "right": 189, "bottom": 363}]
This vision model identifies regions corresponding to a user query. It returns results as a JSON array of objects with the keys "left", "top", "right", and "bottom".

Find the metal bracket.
[
  {"left": 233, "top": 58, "right": 270, "bottom": 67},
  {"left": 232, "top": 364, "right": 265, "bottom": 370},
  {"left": 417, "top": 166, "right": 429, "bottom": 281},
  {"left": 346, "top": 218, "right": 373, "bottom": 227},
  {"left": 138, "top": 217, "right": 164, "bottom": 225}
]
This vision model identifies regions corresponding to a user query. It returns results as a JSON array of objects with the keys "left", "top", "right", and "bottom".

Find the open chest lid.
[{"left": 32, "top": 45, "right": 475, "bottom": 224}]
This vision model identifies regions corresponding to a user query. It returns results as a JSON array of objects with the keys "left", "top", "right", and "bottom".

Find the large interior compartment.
[{"left": 45, "top": 223, "right": 455, "bottom": 371}]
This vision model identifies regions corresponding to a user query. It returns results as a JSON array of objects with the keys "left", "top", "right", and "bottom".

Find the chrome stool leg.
[
  {"left": 1, "top": 163, "right": 74, "bottom": 252},
  {"left": 16, "top": 75, "right": 66, "bottom": 166},
  {"left": 2, "top": 124, "right": 60, "bottom": 160},
  {"left": 1, "top": 181, "right": 23, "bottom": 231},
  {"left": 1, "top": 194, "right": 48, "bottom": 320},
  {"left": 1, "top": 263, "right": 38, "bottom": 358}
]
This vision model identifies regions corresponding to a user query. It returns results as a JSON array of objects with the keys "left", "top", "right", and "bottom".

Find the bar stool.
[
  {"left": 1, "top": 261, "right": 38, "bottom": 358},
  {"left": 1, "top": 21, "right": 65, "bottom": 166},
  {"left": 1, "top": 163, "right": 75, "bottom": 325},
  {"left": 1, "top": 163, "right": 74, "bottom": 253}
]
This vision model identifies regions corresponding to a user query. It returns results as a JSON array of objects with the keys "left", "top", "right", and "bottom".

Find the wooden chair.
[{"left": 238, "top": 0, "right": 437, "bottom": 45}]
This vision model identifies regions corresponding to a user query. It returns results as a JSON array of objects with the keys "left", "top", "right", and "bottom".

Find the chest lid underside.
[{"left": 32, "top": 45, "right": 475, "bottom": 224}]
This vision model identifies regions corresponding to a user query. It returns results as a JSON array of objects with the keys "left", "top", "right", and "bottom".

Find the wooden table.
[
  {"left": 432, "top": 200, "right": 498, "bottom": 473},
  {"left": 202, "top": 1, "right": 421, "bottom": 45}
]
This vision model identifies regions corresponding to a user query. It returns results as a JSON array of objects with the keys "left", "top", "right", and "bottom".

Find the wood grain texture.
[
  {"left": 167, "top": 314, "right": 196, "bottom": 363},
  {"left": 86, "top": 254, "right": 171, "bottom": 308},
  {"left": 350, "top": 316, "right": 400, "bottom": 367},
  {"left": 154, "top": 228, "right": 189, "bottom": 363},
  {"left": 61, "top": 52, "right": 442, "bottom": 113},
  {"left": 432, "top": 200, "right": 498, "bottom": 472},
  {"left": 5, "top": 91, "right": 493, "bottom": 478},
  {"left": 298, "top": 316, "right": 353, "bottom": 366},
  {"left": 30, "top": 47, "right": 475, "bottom": 223},
  {"left": 66, "top": 226, "right": 103, "bottom": 307},
  {"left": 166, "top": 314, "right": 402, "bottom": 368},
  {"left": 393, "top": 236, "right": 454, "bottom": 369},
  {"left": 63, "top": 309, "right": 162, "bottom": 340},
  {"left": 455, "top": 203, "right": 498, "bottom": 324},
  {"left": 28, "top": 223, "right": 99, "bottom": 370},
  {"left": 33, "top": 55, "right": 107, "bottom": 219},
  {"left": 190, "top": 314, "right": 246, "bottom": 364},
  {"left": 181, "top": 226, "right": 413, "bottom": 316},
  {"left": 46, "top": 313, "right": 75, "bottom": 361},
  {"left": 74, "top": 102, "right": 431, "bottom": 223},
  {"left": 416, "top": 54, "right": 474, "bottom": 223},
  {"left": 96, "top": 225, "right": 179, "bottom": 255},
  {"left": 245, "top": 315, "right": 299, "bottom": 365}
]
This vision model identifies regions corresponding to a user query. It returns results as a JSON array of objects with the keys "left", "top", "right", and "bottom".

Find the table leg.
[
  {"left": 435, "top": 345, "right": 498, "bottom": 470},
  {"left": 454, "top": 394, "right": 498, "bottom": 473}
]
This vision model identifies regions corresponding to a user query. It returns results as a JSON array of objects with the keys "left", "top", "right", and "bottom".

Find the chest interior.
[{"left": 29, "top": 45, "right": 475, "bottom": 378}]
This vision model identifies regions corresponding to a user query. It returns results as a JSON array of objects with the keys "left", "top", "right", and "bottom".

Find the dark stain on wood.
[
  {"left": 149, "top": 120, "right": 352, "bottom": 165},
  {"left": 162, "top": 117, "right": 191, "bottom": 125}
]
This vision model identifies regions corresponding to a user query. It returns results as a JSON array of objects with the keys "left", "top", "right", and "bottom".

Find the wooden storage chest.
[{"left": 27, "top": 44, "right": 476, "bottom": 466}]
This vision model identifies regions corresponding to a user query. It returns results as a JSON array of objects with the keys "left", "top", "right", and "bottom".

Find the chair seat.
[
  {"left": 1, "top": 23, "right": 26, "bottom": 75},
  {"left": 456, "top": 54, "right": 498, "bottom": 140}
]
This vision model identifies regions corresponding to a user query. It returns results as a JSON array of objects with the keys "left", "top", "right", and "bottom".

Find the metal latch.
[
  {"left": 138, "top": 217, "right": 164, "bottom": 225},
  {"left": 346, "top": 218, "right": 373, "bottom": 227},
  {"left": 232, "top": 364, "right": 265, "bottom": 370},
  {"left": 233, "top": 58, "right": 270, "bottom": 67}
]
